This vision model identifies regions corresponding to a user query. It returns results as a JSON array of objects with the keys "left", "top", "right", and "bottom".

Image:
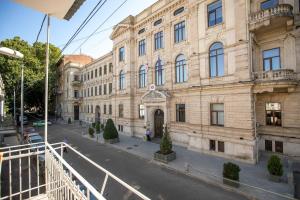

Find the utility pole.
[
  {"left": 14, "top": 88, "right": 16, "bottom": 125},
  {"left": 20, "top": 65, "right": 24, "bottom": 144}
]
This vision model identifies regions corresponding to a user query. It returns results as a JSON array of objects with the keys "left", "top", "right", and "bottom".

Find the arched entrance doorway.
[
  {"left": 154, "top": 109, "right": 164, "bottom": 138},
  {"left": 95, "top": 105, "right": 100, "bottom": 122}
]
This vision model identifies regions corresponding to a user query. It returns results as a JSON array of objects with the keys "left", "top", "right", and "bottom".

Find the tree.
[
  {"left": 160, "top": 126, "right": 172, "bottom": 155},
  {"left": 0, "top": 37, "right": 61, "bottom": 113},
  {"left": 103, "top": 119, "right": 119, "bottom": 140},
  {"left": 268, "top": 155, "right": 283, "bottom": 176}
]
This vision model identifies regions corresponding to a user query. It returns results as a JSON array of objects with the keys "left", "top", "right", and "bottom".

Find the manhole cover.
[{"left": 126, "top": 147, "right": 133, "bottom": 150}]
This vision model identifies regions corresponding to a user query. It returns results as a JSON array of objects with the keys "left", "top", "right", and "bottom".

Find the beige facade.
[{"left": 58, "top": 0, "right": 300, "bottom": 163}]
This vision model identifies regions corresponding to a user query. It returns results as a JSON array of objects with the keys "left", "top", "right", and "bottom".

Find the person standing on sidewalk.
[
  {"left": 63, "top": 137, "right": 68, "bottom": 153},
  {"left": 145, "top": 129, "right": 152, "bottom": 141}
]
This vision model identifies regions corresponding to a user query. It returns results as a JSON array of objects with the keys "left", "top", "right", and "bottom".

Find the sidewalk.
[{"left": 68, "top": 123, "right": 295, "bottom": 200}]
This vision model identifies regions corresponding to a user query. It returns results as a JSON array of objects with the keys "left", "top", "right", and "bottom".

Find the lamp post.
[{"left": 0, "top": 47, "right": 24, "bottom": 142}]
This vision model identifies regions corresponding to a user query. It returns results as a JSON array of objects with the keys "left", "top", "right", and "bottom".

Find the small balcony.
[
  {"left": 72, "top": 80, "right": 82, "bottom": 86},
  {"left": 249, "top": 4, "right": 294, "bottom": 32},
  {"left": 73, "top": 96, "right": 83, "bottom": 104},
  {"left": 253, "top": 69, "right": 297, "bottom": 82}
]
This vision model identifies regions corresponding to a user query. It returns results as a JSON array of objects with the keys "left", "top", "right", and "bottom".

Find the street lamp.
[
  {"left": 13, "top": 0, "right": 86, "bottom": 144},
  {"left": 0, "top": 47, "right": 24, "bottom": 142}
]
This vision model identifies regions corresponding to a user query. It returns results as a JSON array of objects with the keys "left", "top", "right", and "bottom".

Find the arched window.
[
  {"left": 155, "top": 58, "right": 164, "bottom": 86},
  {"left": 209, "top": 42, "right": 224, "bottom": 77},
  {"left": 139, "top": 65, "right": 147, "bottom": 88},
  {"left": 119, "top": 70, "right": 125, "bottom": 90},
  {"left": 175, "top": 54, "right": 187, "bottom": 83}
]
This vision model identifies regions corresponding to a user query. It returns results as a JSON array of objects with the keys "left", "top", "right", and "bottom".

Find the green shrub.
[
  {"left": 95, "top": 122, "right": 100, "bottom": 133},
  {"left": 100, "top": 124, "right": 105, "bottom": 131},
  {"left": 88, "top": 127, "right": 95, "bottom": 138},
  {"left": 160, "top": 126, "right": 172, "bottom": 155},
  {"left": 92, "top": 122, "right": 96, "bottom": 128},
  {"left": 268, "top": 155, "right": 283, "bottom": 176},
  {"left": 103, "top": 119, "right": 118, "bottom": 140},
  {"left": 223, "top": 162, "right": 241, "bottom": 181},
  {"left": 68, "top": 118, "right": 71, "bottom": 124}
]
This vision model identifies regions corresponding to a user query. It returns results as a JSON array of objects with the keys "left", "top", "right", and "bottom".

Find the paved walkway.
[{"left": 61, "top": 122, "right": 296, "bottom": 200}]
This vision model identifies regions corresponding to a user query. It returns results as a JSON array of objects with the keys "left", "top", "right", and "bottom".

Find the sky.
[{"left": 0, "top": 0, "right": 158, "bottom": 58}]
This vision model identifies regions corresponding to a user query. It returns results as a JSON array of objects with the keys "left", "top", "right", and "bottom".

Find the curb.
[{"left": 77, "top": 130, "right": 256, "bottom": 200}]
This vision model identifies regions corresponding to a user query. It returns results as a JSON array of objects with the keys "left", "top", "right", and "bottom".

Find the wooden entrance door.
[
  {"left": 74, "top": 105, "right": 79, "bottom": 120},
  {"left": 154, "top": 109, "right": 164, "bottom": 138}
]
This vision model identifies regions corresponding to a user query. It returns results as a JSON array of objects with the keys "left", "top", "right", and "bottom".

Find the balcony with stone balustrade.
[{"left": 249, "top": 4, "right": 294, "bottom": 32}]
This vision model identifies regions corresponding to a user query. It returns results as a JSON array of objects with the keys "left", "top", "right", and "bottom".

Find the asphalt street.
[{"left": 40, "top": 124, "right": 248, "bottom": 200}]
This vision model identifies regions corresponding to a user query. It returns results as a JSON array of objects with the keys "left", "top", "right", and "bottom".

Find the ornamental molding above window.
[{"left": 141, "top": 90, "right": 170, "bottom": 103}]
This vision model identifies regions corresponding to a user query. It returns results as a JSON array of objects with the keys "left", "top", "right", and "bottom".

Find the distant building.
[{"left": 58, "top": 0, "right": 300, "bottom": 163}]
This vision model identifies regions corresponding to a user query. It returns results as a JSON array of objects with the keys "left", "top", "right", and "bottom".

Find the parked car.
[
  {"left": 33, "top": 120, "right": 52, "bottom": 127},
  {"left": 28, "top": 135, "right": 45, "bottom": 162},
  {"left": 18, "top": 115, "right": 29, "bottom": 125},
  {"left": 25, "top": 132, "right": 39, "bottom": 142},
  {"left": 23, "top": 127, "right": 37, "bottom": 139}
]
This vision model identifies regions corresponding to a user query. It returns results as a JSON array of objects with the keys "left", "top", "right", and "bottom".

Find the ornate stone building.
[{"left": 58, "top": 0, "right": 300, "bottom": 163}]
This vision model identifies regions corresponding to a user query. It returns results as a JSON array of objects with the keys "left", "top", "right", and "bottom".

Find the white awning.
[{"left": 14, "top": 0, "right": 85, "bottom": 20}]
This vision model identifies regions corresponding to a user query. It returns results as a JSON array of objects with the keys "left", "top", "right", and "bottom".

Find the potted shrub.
[
  {"left": 95, "top": 122, "right": 100, "bottom": 134},
  {"left": 92, "top": 122, "right": 96, "bottom": 128},
  {"left": 154, "top": 126, "right": 176, "bottom": 163},
  {"left": 88, "top": 127, "right": 95, "bottom": 138},
  {"left": 103, "top": 119, "right": 119, "bottom": 144},
  {"left": 223, "top": 162, "right": 241, "bottom": 188},
  {"left": 68, "top": 118, "right": 71, "bottom": 124},
  {"left": 100, "top": 124, "right": 105, "bottom": 131},
  {"left": 267, "top": 155, "right": 283, "bottom": 182}
]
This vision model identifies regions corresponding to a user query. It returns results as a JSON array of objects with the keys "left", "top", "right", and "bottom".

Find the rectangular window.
[
  {"left": 208, "top": 0, "right": 223, "bottom": 27},
  {"left": 176, "top": 104, "right": 186, "bottom": 122},
  {"left": 104, "top": 105, "right": 106, "bottom": 114},
  {"left": 95, "top": 86, "right": 97, "bottom": 96},
  {"left": 209, "top": 140, "right": 216, "bottom": 151},
  {"left": 74, "top": 90, "right": 79, "bottom": 98},
  {"left": 154, "top": 31, "right": 164, "bottom": 50},
  {"left": 109, "top": 83, "right": 112, "bottom": 94},
  {"left": 109, "top": 105, "right": 112, "bottom": 115},
  {"left": 139, "top": 105, "right": 145, "bottom": 119},
  {"left": 119, "top": 47, "right": 125, "bottom": 61},
  {"left": 87, "top": 72, "right": 90, "bottom": 80},
  {"left": 104, "top": 65, "right": 107, "bottom": 75},
  {"left": 91, "top": 87, "right": 93, "bottom": 96},
  {"left": 119, "top": 104, "right": 124, "bottom": 118},
  {"left": 87, "top": 88, "right": 90, "bottom": 97},
  {"left": 99, "top": 85, "right": 102, "bottom": 95},
  {"left": 174, "top": 21, "right": 185, "bottom": 43},
  {"left": 118, "top": 125, "right": 124, "bottom": 132},
  {"left": 218, "top": 141, "right": 224, "bottom": 152},
  {"left": 109, "top": 63, "right": 113, "bottom": 73},
  {"left": 91, "top": 71, "right": 93, "bottom": 79},
  {"left": 265, "top": 140, "right": 273, "bottom": 151},
  {"left": 95, "top": 69, "right": 97, "bottom": 78},
  {"left": 275, "top": 141, "right": 283, "bottom": 153},
  {"left": 138, "top": 39, "right": 146, "bottom": 56},
  {"left": 104, "top": 84, "right": 107, "bottom": 95},
  {"left": 266, "top": 103, "right": 281, "bottom": 126},
  {"left": 211, "top": 103, "right": 224, "bottom": 126},
  {"left": 263, "top": 48, "right": 281, "bottom": 71},
  {"left": 99, "top": 67, "right": 102, "bottom": 76},
  {"left": 261, "top": 0, "right": 278, "bottom": 10}
]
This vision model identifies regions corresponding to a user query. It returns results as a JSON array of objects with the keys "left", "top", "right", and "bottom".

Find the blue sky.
[{"left": 0, "top": 0, "right": 158, "bottom": 58}]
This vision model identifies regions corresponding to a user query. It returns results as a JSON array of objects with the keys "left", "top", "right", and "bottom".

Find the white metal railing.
[
  {"left": 0, "top": 142, "right": 151, "bottom": 200},
  {"left": 253, "top": 69, "right": 297, "bottom": 82},
  {"left": 250, "top": 4, "right": 293, "bottom": 23}
]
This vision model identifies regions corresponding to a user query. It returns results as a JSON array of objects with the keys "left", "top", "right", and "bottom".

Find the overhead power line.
[
  {"left": 72, "top": 0, "right": 129, "bottom": 54},
  {"left": 61, "top": 0, "right": 107, "bottom": 53},
  {"left": 35, "top": 14, "right": 47, "bottom": 44},
  {"left": 57, "top": 26, "right": 113, "bottom": 47}
]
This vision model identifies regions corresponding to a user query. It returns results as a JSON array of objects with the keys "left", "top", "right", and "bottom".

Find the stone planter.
[
  {"left": 223, "top": 178, "right": 240, "bottom": 188},
  {"left": 154, "top": 151, "right": 176, "bottom": 163},
  {"left": 269, "top": 174, "right": 281, "bottom": 182},
  {"left": 104, "top": 138, "right": 120, "bottom": 144}
]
